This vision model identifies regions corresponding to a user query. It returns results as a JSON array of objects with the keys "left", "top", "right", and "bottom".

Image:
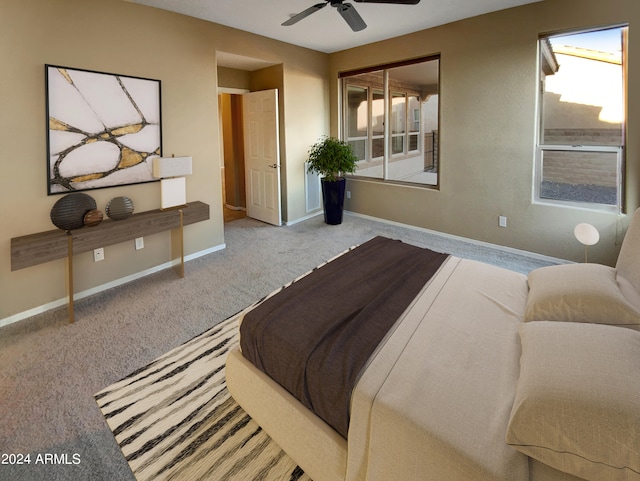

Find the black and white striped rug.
[{"left": 95, "top": 313, "right": 312, "bottom": 481}]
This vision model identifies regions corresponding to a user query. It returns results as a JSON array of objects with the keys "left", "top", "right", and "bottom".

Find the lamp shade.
[
  {"left": 574, "top": 223, "right": 600, "bottom": 246},
  {"left": 160, "top": 177, "right": 187, "bottom": 210},
  {"left": 152, "top": 156, "right": 192, "bottom": 178}
]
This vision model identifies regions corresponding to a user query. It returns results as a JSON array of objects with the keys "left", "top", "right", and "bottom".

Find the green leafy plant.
[{"left": 306, "top": 136, "right": 358, "bottom": 182}]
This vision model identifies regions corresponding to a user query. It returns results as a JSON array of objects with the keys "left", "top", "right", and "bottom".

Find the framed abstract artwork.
[{"left": 46, "top": 65, "right": 162, "bottom": 194}]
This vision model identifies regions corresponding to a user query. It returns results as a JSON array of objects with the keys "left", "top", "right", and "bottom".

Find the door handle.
[{"left": 268, "top": 163, "right": 279, "bottom": 168}]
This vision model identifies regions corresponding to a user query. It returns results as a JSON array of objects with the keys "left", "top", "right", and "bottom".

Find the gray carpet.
[{"left": 0, "top": 213, "right": 559, "bottom": 481}]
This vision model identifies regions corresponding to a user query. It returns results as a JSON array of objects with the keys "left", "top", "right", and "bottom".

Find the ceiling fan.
[{"left": 282, "top": 0, "right": 421, "bottom": 32}]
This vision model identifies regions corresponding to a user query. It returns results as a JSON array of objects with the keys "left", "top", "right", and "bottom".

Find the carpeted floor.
[{"left": 0, "top": 213, "right": 560, "bottom": 481}]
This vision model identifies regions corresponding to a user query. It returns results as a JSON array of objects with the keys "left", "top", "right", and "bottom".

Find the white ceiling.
[{"left": 124, "top": 0, "right": 542, "bottom": 54}]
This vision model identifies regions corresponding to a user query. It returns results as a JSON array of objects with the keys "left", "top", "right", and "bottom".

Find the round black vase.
[{"left": 321, "top": 178, "right": 346, "bottom": 225}]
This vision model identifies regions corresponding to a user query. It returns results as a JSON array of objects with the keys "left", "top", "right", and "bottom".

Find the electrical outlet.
[
  {"left": 346, "top": 191, "right": 351, "bottom": 199},
  {"left": 499, "top": 216, "right": 508, "bottom": 228},
  {"left": 135, "top": 237, "right": 144, "bottom": 250},
  {"left": 94, "top": 247, "right": 105, "bottom": 262}
]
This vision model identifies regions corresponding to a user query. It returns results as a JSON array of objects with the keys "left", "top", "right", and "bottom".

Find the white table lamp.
[
  {"left": 574, "top": 223, "right": 599, "bottom": 262},
  {"left": 152, "top": 156, "right": 192, "bottom": 210}
]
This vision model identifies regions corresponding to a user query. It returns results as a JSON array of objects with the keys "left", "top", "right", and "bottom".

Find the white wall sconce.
[
  {"left": 574, "top": 223, "right": 599, "bottom": 263},
  {"left": 152, "top": 155, "right": 193, "bottom": 210}
]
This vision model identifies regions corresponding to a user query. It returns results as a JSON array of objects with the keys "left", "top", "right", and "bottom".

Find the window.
[
  {"left": 346, "top": 85, "right": 368, "bottom": 162},
  {"left": 536, "top": 26, "right": 627, "bottom": 211},
  {"left": 341, "top": 56, "right": 440, "bottom": 187}
]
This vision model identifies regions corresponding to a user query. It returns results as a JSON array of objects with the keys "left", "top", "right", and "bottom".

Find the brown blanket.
[{"left": 240, "top": 236, "right": 448, "bottom": 438}]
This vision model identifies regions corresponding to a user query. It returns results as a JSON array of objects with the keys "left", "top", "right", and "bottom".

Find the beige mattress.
[{"left": 226, "top": 256, "right": 587, "bottom": 481}]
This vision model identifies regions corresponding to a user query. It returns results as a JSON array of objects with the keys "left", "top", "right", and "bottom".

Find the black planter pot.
[{"left": 321, "top": 178, "right": 346, "bottom": 225}]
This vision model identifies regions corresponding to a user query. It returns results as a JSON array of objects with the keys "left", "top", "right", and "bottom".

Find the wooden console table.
[{"left": 11, "top": 201, "right": 209, "bottom": 322}]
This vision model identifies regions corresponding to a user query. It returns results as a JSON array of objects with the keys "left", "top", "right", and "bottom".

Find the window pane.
[
  {"left": 372, "top": 90, "right": 384, "bottom": 136},
  {"left": 424, "top": 131, "right": 436, "bottom": 171},
  {"left": 391, "top": 135, "right": 404, "bottom": 154},
  {"left": 409, "top": 134, "right": 419, "bottom": 151},
  {"left": 408, "top": 95, "right": 420, "bottom": 133},
  {"left": 386, "top": 63, "right": 438, "bottom": 184},
  {"left": 346, "top": 85, "right": 368, "bottom": 139},
  {"left": 371, "top": 89, "right": 385, "bottom": 160},
  {"left": 342, "top": 57, "right": 440, "bottom": 186},
  {"left": 391, "top": 92, "right": 406, "bottom": 135},
  {"left": 541, "top": 28, "right": 624, "bottom": 147},
  {"left": 540, "top": 149, "right": 619, "bottom": 205},
  {"left": 423, "top": 94, "right": 439, "bottom": 174},
  {"left": 346, "top": 85, "right": 368, "bottom": 161},
  {"left": 348, "top": 140, "right": 366, "bottom": 162},
  {"left": 372, "top": 137, "right": 384, "bottom": 159},
  {"left": 391, "top": 93, "right": 405, "bottom": 157}
]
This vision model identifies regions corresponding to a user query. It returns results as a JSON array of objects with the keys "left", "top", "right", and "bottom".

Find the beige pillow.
[
  {"left": 524, "top": 263, "right": 640, "bottom": 329},
  {"left": 506, "top": 321, "right": 640, "bottom": 481}
]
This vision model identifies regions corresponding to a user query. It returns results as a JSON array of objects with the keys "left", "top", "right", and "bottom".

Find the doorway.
[
  {"left": 219, "top": 92, "right": 247, "bottom": 223},
  {"left": 218, "top": 88, "right": 282, "bottom": 226},
  {"left": 217, "top": 53, "right": 284, "bottom": 226}
]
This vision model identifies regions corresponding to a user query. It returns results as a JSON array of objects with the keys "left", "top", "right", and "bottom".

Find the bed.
[{"left": 226, "top": 210, "right": 640, "bottom": 481}]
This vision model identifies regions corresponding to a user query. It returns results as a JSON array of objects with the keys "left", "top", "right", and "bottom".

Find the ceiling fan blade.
[
  {"left": 353, "top": 0, "right": 420, "bottom": 4},
  {"left": 282, "top": 2, "right": 328, "bottom": 26},
  {"left": 337, "top": 3, "right": 367, "bottom": 32}
]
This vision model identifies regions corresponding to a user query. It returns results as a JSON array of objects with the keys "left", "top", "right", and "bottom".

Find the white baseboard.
[
  {"left": 0, "top": 243, "right": 226, "bottom": 329},
  {"left": 344, "top": 211, "right": 570, "bottom": 265}
]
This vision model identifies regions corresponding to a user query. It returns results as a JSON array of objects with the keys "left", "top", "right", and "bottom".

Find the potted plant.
[{"left": 306, "top": 136, "right": 358, "bottom": 225}]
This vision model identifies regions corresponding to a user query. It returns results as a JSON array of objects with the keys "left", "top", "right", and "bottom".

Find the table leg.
[
  {"left": 67, "top": 232, "right": 74, "bottom": 323},
  {"left": 171, "top": 209, "right": 185, "bottom": 278}
]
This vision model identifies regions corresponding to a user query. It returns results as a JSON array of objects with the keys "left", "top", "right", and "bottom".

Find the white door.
[{"left": 242, "top": 89, "right": 281, "bottom": 226}]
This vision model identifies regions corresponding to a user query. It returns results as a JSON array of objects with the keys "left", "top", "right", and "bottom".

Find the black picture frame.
[{"left": 46, "top": 64, "right": 162, "bottom": 194}]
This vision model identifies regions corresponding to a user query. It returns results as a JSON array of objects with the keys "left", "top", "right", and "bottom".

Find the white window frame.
[
  {"left": 534, "top": 145, "right": 623, "bottom": 212},
  {"left": 534, "top": 26, "right": 626, "bottom": 213}
]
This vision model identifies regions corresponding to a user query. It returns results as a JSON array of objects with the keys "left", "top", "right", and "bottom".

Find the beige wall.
[
  {"left": 5, "top": 0, "right": 636, "bottom": 323},
  {"left": 282, "top": 64, "right": 331, "bottom": 220},
  {"left": 330, "top": 0, "right": 640, "bottom": 265},
  {"left": 218, "top": 67, "right": 252, "bottom": 91},
  {"left": 1, "top": 0, "right": 329, "bottom": 322}
]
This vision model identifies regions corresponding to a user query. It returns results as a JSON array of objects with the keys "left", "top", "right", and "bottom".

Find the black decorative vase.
[
  {"left": 50, "top": 193, "right": 97, "bottom": 231},
  {"left": 321, "top": 178, "right": 346, "bottom": 225}
]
